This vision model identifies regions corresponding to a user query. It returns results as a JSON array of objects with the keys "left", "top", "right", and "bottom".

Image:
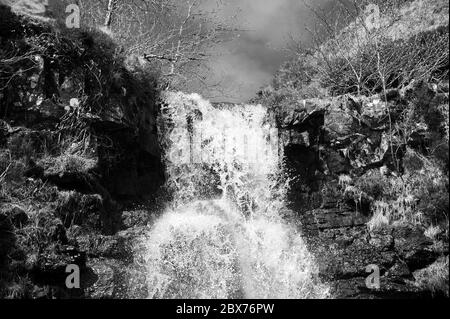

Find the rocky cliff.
[
  {"left": 273, "top": 81, "right": 449, "bottom": 298},
  {"left": 0, "top": 5, "right": 164, "bottom": 298}
]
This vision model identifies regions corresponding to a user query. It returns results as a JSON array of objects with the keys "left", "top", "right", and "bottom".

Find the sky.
[
  {"left": 203, "top": 0, "right": 332, "bottom": 103},
  {"left": 3, "top": 0, "right": 334, "bottom": 103}
]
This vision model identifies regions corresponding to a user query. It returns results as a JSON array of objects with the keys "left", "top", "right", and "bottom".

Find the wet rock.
[
  {"left": 117, "top": 227, "right": 148, "bottom": 247},
  {"left": 331, "top": 274, "right": 431, "bottom": 299},
  {"left": 76, "top": 234, "right": 129, "bottom": 260},
  {"left": 305, "top": 226, "right": 396, "bottom": 282},
  {"left": 121, "top": 210, "right": 150, "bottom": 228},
  {"left": 83, "top": 258, "right": 137, "bottom": 299},
  {"left": 371, "top": 278, "right": 430, "bottom": 299},
  {"left": 330, "top": 277, "right": 378, "bottom": 299},
  {"left": 84, "top": 259, "right": 116, "bottom": 299}
]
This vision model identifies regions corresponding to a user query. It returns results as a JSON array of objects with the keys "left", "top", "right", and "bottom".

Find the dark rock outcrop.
[
  {"left": 274, "top": 82, "right": 449, "bottom": 185},
  {"left": 0, "top": 6, "right": 164, "bottom": 299},
  {"left": 274, "top": 81, "right": 449, "bottom": 298}
]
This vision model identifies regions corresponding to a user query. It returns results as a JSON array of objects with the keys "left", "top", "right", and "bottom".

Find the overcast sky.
[
  {"left": 203, "top": 0, "right": 332, "bottom": 103},
  {"left": 3, "top": 0, "right": 334, "bottom": 103}
]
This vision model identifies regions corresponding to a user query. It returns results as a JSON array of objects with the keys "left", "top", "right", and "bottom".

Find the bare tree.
[
  {"left": 77, "top": 0, "right": 237, "bottom": 92},
  {"left": 285, "top": 0, "right": 448, "bottom": 173},
  {"left": 295, "top": 0, "right": 448, "bottom": 96},
  {"left": 103, "top": 0, "right": 117, "bottom": 29}
]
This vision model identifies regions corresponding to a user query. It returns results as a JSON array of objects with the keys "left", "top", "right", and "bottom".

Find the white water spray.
[{"left": 142, "top": 92, "right": 329, "bottom": 299}]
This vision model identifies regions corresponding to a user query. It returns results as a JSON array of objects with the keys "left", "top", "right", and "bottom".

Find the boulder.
[
  {"left": 84, "top": 259, "right": 117, "bottom": 299},
  {"left": 393, "top": 226, "right": 439, "bottom": 271}
]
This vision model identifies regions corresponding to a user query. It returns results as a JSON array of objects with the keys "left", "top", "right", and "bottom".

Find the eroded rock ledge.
[{"left": 272, "top": 81, "right": 449, "bottom": 298}]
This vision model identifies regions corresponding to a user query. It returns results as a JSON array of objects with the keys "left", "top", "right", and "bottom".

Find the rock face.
[
  {"left": 0, "top": 4, "right": 165, "bottom": 200},
  {"left": 0, "top": 6, "right": 163, "bottom": 299},
  {"left": 273, "top": 81, "right": 449, "bottom": 205},
  {"left": 303, "top": 223, "right": 445, "bottom": 298},
  {"left": 272, "top": 81, "right": 449, "bottom": 298}
]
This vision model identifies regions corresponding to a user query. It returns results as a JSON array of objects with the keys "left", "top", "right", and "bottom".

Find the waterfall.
[{"left": 141, "top": 92, "right": 329, "bottom": 299}]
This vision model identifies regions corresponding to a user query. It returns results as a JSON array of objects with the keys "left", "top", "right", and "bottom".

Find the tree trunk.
[{"left": 104, "top": 0, "right": 116, "bottom": 29}]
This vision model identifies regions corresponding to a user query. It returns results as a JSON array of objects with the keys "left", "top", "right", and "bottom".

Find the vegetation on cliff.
[
  {"left": 257, "top": 0, "right": 449, "bottom": 297},
  {"left": 0, "top": 4, "right": 163, "bottom": 298}
]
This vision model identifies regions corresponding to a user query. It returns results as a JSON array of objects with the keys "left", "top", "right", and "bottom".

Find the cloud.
[{"left": 203, "top": 0, "right": 333, "bottom": 102}]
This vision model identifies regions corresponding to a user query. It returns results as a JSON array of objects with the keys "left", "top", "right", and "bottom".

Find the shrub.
[
  {"left": 268, "top": 0, "right": 449, "bottom": 101},
  {"left": 413, "top": 256, "right": 449, "bottom": 297},
  {"left": 366, "top": 159, "right": 449, "bottom": 230},
  {"left": 367, "top": 202, "right": 391, "bottom": 231},
  {"left": 354, "top": 170, "right": 391, "bottom": 201},
  {"left": 367, "top": 195, "right": 421, "bottom": 231},
  {"left": 0, "top": 275, "right": 34, "bottom": 299},
  {"left": 424, "top": 225, "right": 442, "bottom": 240},
  {"left": 14, "top": 208, "right": 67, "bottom": 257},
  {"left": 0, "top": 8, "right": 160, "bottom": 136},
  {"left": 322, "top": 27, "right": 449, "bottom": 96},
  {"left": 39, "top": 153, "right": 97, "bottom": 176}
]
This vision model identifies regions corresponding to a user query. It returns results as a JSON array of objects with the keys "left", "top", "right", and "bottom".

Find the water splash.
[{"left": 142, "top": 92, "right": 329, "bottom": 299}]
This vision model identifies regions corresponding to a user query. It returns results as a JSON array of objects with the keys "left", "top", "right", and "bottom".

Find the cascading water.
[{"left": 141, "top": 92, "right": 329, "bottom": 299}]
